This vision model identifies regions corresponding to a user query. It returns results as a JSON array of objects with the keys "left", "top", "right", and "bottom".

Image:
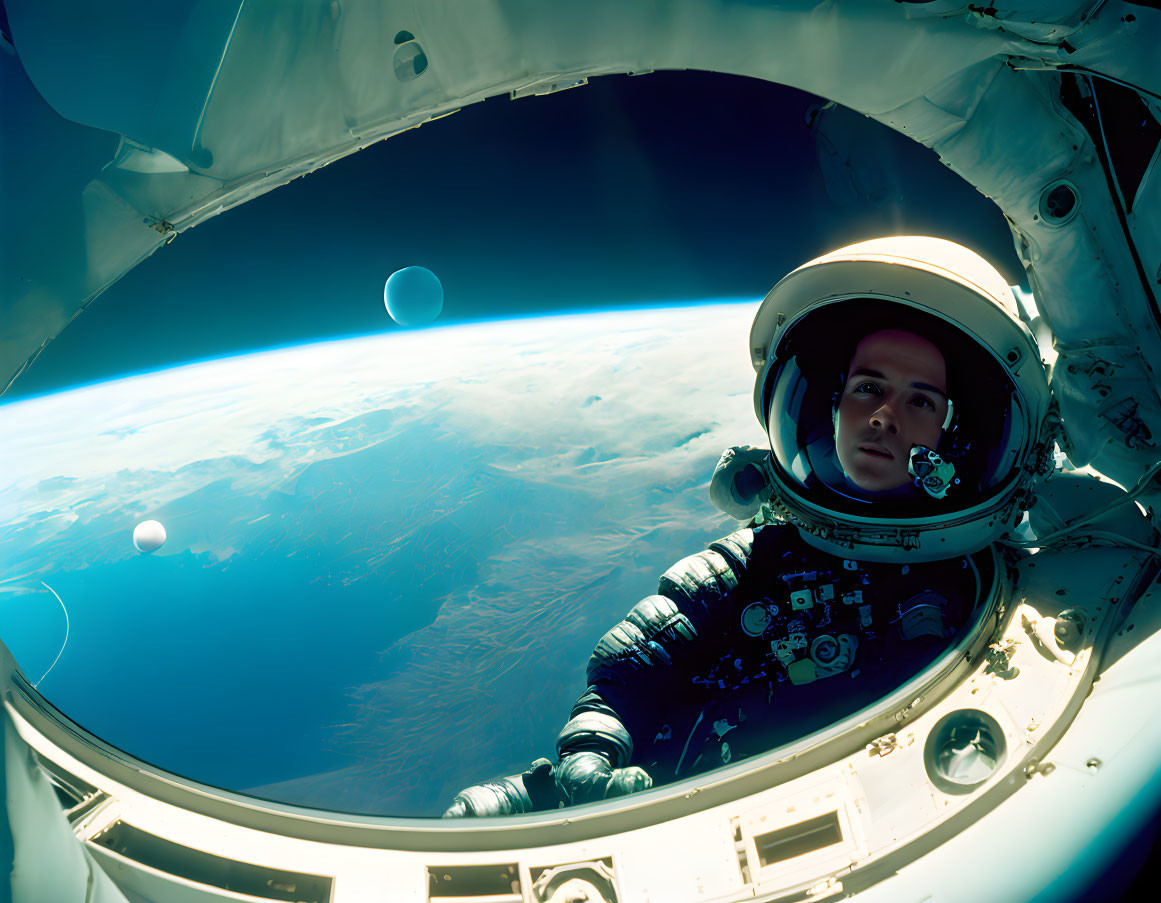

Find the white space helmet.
[{"left": 750, "top": 236, "right": 1056, "bottom": 562}]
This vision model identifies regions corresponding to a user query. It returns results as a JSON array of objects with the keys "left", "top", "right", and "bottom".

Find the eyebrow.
[{"left": 850, "top": 368, "right": 948, "bottom": 399}]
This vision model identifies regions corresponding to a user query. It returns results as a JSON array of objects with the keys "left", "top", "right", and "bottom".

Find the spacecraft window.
[{"left": 3, "top": 64, "right": 1021, "bottom": 823}]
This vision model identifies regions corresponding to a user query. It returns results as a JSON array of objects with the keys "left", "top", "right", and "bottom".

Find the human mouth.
[{"left": 858, "top": 445, "right": 894, "bottom": 459}]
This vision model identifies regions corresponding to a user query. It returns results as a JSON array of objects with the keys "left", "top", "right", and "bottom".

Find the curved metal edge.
[{"left": 4, "top": 547, "right": 1007, "bottom": 853}]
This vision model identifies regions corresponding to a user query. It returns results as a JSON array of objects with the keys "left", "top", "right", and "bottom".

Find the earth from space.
[{"left": 0, "top": 302, "right": 768, "bottom": 817}]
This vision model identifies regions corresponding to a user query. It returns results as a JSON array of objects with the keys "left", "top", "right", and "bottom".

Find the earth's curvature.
[{"left": 0, "top": 302, "right": 765, "bottom": 816}]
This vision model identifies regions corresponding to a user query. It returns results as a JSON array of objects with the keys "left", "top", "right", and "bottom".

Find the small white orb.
[{"left": 133, "top": 519, "right": 167, "bottom": 553}]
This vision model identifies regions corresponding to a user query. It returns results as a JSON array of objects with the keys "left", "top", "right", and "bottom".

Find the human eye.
[
  {"left": 854, "top": 382, "right": 882, "bottom": 396},
  {"left": 910, "top": 394, "right": 935, "bottom": 410}
]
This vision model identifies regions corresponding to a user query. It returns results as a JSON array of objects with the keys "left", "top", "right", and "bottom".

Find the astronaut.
[{"left": 443, "top": 236, "right": 1056, "bottom": 817}]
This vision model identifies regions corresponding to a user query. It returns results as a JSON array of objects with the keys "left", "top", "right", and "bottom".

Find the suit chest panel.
[{"left": 691, "top": 538, "right": 973, "bottom": 690}]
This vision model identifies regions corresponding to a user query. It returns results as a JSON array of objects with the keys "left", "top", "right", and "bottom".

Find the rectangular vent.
[
  {"left": 753, "top": 811, "right": 843, "bottom": 868},
  {"left": 51, "top": 781, "right": 82, "bottom": 810},
  {"left": 35, "top": 751, "right": 97, "bottom": 808},
  {"left": 91, "top": 821, "right": 332, "bottom": 902},
  {"left": 66, "top": 792, "right": 109, "bottom": 826},
  {"left": 732, "top": 818, "right": 752, "bottom": 885},
  {"left": 427, "top": 863, "right": 521, "bottom": 899}
]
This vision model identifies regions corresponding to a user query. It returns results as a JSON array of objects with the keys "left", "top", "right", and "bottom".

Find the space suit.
[{"left": 444, "top": 236, "right": 1057, "bottom": 817}]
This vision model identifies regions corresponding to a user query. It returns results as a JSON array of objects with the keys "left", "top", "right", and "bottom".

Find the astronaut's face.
[{"left": 834, "top": 329, "right": 949, "bottom": 492}]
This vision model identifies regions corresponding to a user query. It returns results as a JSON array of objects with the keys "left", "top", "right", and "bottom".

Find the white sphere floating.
[
  {"left": 384, "top": 265, "right": 444, "bottom": 327},
  {"left": 132, "top": 519, "right": 167, "bottom": 553}
]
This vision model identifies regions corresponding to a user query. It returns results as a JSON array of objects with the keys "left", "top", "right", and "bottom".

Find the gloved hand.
[
  {"left": 606, "top": 764, "right": 653, "bottom": 798},
  {"left": 709, "top": 445, "right": 773, "bottom": 520},
  {"left": 442, "top": 757, "right": 557, "bottom": 817},
  {"left": 555, "top": 751, "right": 652, "bottom": 806}
]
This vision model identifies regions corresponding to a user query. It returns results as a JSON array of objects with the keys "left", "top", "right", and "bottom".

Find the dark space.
[{"left": 8, "top": 69, "right": 1023, "bottom": 401}]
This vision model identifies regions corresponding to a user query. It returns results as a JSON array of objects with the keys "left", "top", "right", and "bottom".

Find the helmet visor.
[{"left": 762, "top": 300, "right": 1026, "bottom": 519}]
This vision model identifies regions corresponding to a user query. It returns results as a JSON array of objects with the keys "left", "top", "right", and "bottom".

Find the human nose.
[{"left": 870, "top": 401, "right": 898, "bottom": 435}]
